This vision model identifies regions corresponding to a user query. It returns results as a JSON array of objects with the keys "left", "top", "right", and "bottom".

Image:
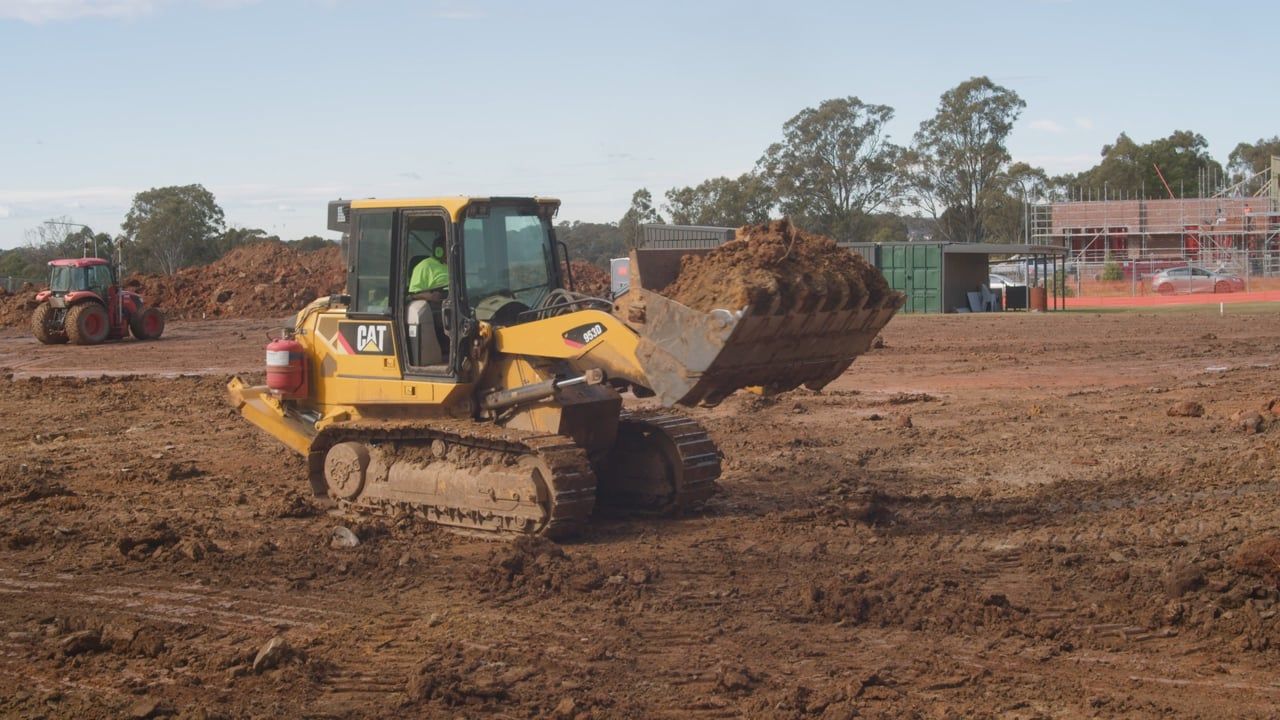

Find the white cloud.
[
  {"left": 0, "top": 185, "right": 134, "bottom": 206},
  {"left": 0, "top": 0, "right": 264, "bottom": 23},
  {"left": 0, "top": 206, "right": 10, "bottom": 219},
  {"left": 1074, "top": 116, "right": 1095, "bottom": 130},
  {"left": 1029, "top": 119, "right": 1065, "bottom": 134},
  {"left": 276, "top": 203, "right": 294, "bottom": 212},
  {"left": 0, "top": 0, "right": 157, "bottom": 23}
]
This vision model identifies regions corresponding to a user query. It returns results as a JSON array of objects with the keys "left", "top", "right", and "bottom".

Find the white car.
[{"left": 987, "top": 273, "right": 1023, "bottom": 291}]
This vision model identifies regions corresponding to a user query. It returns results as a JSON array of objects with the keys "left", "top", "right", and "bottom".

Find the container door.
[{"left": 912, "top": 245, "right": 942, "bottom": 313}]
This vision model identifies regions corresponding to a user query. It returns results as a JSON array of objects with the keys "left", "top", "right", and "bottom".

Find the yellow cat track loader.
[{"left": 228, "top": 197, "right": 901, "bottom": 537}]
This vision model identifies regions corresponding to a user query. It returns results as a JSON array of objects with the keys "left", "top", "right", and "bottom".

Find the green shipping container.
[{"left": 878, "top": 243, "right": 942, "bottom": 313}]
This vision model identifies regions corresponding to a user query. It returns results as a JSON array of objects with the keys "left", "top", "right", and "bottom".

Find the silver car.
[
  {"left": 1150, "top": 266, "right": 1244, "bottom": 295},
  {"left": 987, "top": 273, "right": 1023, "bottom": 291}
]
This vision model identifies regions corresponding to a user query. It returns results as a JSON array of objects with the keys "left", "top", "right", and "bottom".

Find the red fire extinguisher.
[{"left": 265, "top": 331, "right": 308, "bottom": 399}]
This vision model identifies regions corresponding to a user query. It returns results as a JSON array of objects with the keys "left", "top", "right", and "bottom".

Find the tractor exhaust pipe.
[{"left": 481, "top": 369, "right": 605, "bottom": 412}]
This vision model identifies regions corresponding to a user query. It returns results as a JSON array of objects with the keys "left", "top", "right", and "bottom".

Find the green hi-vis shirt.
[{"left": 408, "top": 256, "right": 449, "bottom": 293}]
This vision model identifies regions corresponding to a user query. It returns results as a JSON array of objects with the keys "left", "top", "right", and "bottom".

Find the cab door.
[{"left": 397, "top": 208, "right": 463, "bottom": 380}]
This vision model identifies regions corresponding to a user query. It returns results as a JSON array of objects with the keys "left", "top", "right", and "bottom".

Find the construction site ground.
[{"left": 2, "top": 309, "right": 1280, "bottom": 719}]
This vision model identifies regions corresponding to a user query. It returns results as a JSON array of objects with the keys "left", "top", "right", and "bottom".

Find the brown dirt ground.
[
  {"left": 663, "top": 219, "right": 894, "bottom": 313},
  {"left": 3, "top": 309, "right": 1280, "bottom": 718}
]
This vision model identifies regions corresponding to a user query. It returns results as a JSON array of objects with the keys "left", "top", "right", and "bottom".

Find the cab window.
[
  {"left": 50, "top": 267, "right": 81, "bottom": 292},
  {"left": 87, "top": 265, "right": 112, "bottom": 293},
  {"left": 461, "top": 206, "right": 554, "bottom": 310},
  {"left": 353, "top": 211, "right": 393, "bottom": 314}
]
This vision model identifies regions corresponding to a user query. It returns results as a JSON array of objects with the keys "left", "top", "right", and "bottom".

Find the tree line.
[
  {"left": 565, "top": 77, "right": 1279, "bottom": 266},
  {"left": 5, "top": 78, "right": 1276, "bottom": 277}
]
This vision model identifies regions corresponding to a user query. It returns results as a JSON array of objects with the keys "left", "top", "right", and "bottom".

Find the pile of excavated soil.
[
  {"left": 661, "top": 219, "right": 894, "bottom": 314},
  {"left": 0, "top": 284, "right": 41, "bottom": 328},
  {"left": 123, "top": 243, "right": 344, "bottom": 320},
  {"left": 568, "top": 260, "right": 610, "bottom": 298}
]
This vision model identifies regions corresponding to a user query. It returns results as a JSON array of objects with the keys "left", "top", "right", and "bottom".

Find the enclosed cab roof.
[
  {"left": 329, "top": 196, "right": 560, "bottom": 232},
  {"left": 48, "top": 258, "right": 109, "bottom": 268}
]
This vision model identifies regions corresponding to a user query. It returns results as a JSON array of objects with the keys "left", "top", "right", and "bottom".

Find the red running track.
[{"left": 1063, "top": 289, "right": 1280, "bottom": 309}]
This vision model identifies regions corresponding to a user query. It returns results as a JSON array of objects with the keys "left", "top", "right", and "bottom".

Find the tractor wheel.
[
  {"left": 66, "top": 303, "right": 110, "bottom": 345},
  {"left": 129, "top": 307, "right": 166, "bottom": 340},
  {"left": 30, "top": 303, "right": 68, "bottom": 345}
]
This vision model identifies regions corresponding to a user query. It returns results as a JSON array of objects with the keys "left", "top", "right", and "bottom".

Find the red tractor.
[{"left": 31, "top": 257, "right": 165, "bottom": 345}]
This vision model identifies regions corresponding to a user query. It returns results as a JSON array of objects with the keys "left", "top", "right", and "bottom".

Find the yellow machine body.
[{"left": 228, "top": 196, "right": 901, "bottom": 536}]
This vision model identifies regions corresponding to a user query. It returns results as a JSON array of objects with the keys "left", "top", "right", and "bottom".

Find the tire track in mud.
[{"left": 0, "top": 566, "right": 419, "bottom": 711}]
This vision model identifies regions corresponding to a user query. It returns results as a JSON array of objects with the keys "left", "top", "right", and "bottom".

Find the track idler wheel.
[{"left": 324, "top": 442, "right": 369, "bottom": 500}]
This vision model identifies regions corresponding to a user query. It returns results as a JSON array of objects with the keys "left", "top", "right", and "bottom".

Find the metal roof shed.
[
  {"left": 941, "top": 243, "right": 1068, "bottom": 312},
  {"left": 876, "top": 242, "right": 1067, "bottom": 313}
]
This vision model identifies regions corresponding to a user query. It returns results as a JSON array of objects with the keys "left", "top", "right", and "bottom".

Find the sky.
[{"left": 1, "top": 0, "right": 1278, "bottom": 249}]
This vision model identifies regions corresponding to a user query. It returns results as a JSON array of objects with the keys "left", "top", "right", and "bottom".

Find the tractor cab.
[
  {"left": 47, "top": 257, "right": 115, "bottom": 300},
  {"left": 31, "top": 257, "right": 164, "bottom": 345}
]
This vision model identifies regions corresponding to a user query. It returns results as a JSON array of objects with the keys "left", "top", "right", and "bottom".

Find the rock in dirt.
[
  {"left": 329, "top": 526, "right": 360, "bottom": 549},
  {"left": 252, "top": 636, "right": 294, "bottom": 673},
  {"left": 552, "top": 696, "right": 578, "bottom": 719},
  {"left": 1166, "top": 401, "right": 1204, "bottom": 418},
  {"left": 715, "top": 662, "right": 760, "bottom": 693},
  {"left": 117, "top": 522, "right": 180, "bottom": 559},
  {"left": 126, "top": 698, "right": 168, "bottom": 719},
  {"left": 659, "top": 218, "right": 893, "bottom": 314},
  {"left": 1232, "top": 536, "right": 1280, "bottom": 586},
  {"left": 272, "top": 491, "right": 319, "bottom": 518},
  {"left": 176, "top": 537, "right": 220, "bottom": 561},
  {"left": 60, "top": 629, "right": 103, "bottom": 657},
  {"left": 1164, "top": 562, "right": 1206, "bottom": 599},
  {"left": 1231, "top": 410, "right": 1265, "bottom": 434}
]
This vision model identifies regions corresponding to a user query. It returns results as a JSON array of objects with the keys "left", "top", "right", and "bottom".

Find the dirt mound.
[
  {"left": 0, "top": 283, "right": 41, "bottom": 328},
  {"left": 660, "top": 219, "right": 894, "bottom": 314},
  {"left": 479, "top": 536, "right": 606, "bottom": 596},
  {"left": 799, "top": 570, "right": 1030, "bottom": 632},
  {"left": 1233, "top": 536, "right": 1280, "bottom": 587},
  {"left": 477, "top": 536, "right": 656, "bottom": 599},
  {"left": 123, "top": 242, "right": 344, "bottom": 320},
  {"left": 568, "top": 260, "right": 610, "bottom": 298}
]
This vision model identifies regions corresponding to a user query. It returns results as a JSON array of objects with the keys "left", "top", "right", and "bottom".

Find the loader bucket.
[{"left": 620, "top": 249, "right": 904, "bottom": 407}]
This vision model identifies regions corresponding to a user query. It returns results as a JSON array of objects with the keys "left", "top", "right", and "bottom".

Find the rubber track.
[
  {"left": 308, "top": 419, "right": 596, "bottom": 539},
  {"left": 616, "top": 411, "right": 721, "bottom": 512}
]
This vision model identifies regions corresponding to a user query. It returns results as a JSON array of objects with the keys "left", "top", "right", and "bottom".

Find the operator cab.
[
  {"left": 48, "top": 257, "right": 114, "bottom": 298},
  {"left": 335, "top": 197, "right": 569, "bottom": 381}
]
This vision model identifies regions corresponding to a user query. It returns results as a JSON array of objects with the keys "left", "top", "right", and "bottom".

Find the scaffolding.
[{"left": 1029, "top": 157, "right": 1280, "bottom": 275}]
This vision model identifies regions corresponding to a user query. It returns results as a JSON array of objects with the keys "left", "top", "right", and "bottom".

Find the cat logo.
[{"left": 336, "top": 322, "right": 393, "bottom": 356}]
